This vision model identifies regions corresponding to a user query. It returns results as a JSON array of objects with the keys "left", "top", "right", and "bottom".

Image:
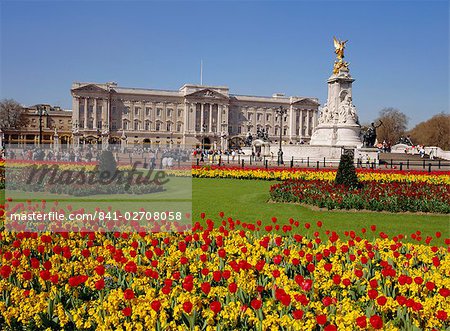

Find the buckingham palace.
[{"left": 71, "top": 82, "right": 319, "bottom": 149}]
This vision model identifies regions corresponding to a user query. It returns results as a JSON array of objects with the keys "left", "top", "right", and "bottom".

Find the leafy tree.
[
  {"left": 408, "top": 113, "right": 450, "bottom": 150},
  {"left": 374, "top": 108, "right": 408, "bottom": 144},
  {"left": 335, "top": 152, "right": 359, "bottom": 189},
  {"left": 0, "top": 99, "right": 28, "bottom": 130}
]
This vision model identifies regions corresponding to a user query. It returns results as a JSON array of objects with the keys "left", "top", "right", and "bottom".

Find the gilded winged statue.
[
  {"left": 333, "top": 37, "right": 349, "bottom": 74},
  {"left": 333, "top": 37, "right": 348, "bottom": 61}
]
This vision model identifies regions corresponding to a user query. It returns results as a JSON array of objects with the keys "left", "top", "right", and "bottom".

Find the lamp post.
[
  {"left": 201, "top": 123, "right": 206, "bottom": 162},
  {"left": 276, "top": 106, "right": 287, "bottom": 165},
  {"left": 36, "top": 105, "right": 49, "bottom": 145}
]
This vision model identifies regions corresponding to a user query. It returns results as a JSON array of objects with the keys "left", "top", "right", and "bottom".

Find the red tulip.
[
  {"left": 437, "top": 310, "right": 448, "bottom": 321},
  {"left": 292, "top": 310, "right": 303, "bottom": 320},
  {"left": 369, "top": 315, "right": 383, "bottom": 329},
  {"left": 151, "top": 300, "right": 161, "bottom": 312},
  {"left": 251, "top": 299, "right": 262, "bottom": 310},
  {"left": 22, "top": 271, "right": 32, "bottom": 281},
  {"left": 228, "top": 282, "right": 237, "bottom": 293},
  {"left": 123, "top": 289, "right": 135, "bottom": 300},
  {"left": 201, "top": 282, "right": 211, "bottom": 295},
  {"left": 95, "top": 278, "right": 105, "bottom": 291},
  {"left": 183, "top": 301, "right": 193, "bottom": 314},
  {"left": 122, "top": 307, "right": 132, "bottom": 317},
  {"left": 316, "top": 314, "right": 327, "bottom": 325},
  {"left": 210, "top": 301, "right": 221, "bottom": 315},
  {"left": 95, "top": 265, "right": 105, "bottom": 276},
  {"left": 356, "top": 316, "right": 367, "bottom": 328}
]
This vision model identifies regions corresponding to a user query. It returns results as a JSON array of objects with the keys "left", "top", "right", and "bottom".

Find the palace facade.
[
  {"left": 71, "top": 82, "right": 319, "bottom": 149},
  {"left": 2, "top": 104, "right": 72, "bottom": 146}
]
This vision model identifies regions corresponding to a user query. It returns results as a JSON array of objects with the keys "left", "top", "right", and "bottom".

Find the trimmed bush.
[
  {"left": 335, "top": 153, "right": 359, "bottom": 188},
  {"left": 98, "top": 150, "right": 117, "bottom": 179}
]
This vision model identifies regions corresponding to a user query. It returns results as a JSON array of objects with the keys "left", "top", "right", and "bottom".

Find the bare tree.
[
  {"left": 409, "top": 113, "right": 450, "bottom": 150},
  {"left": 374, "top": 108, "right": 408, "bottom": 144},
  {"left": 0, "top": 99, "right": 28, "bottom": 130}
]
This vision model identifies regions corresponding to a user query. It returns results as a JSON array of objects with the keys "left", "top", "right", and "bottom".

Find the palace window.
[
  {"left": 146, "top": 107, "right": 151, "bottom": 116},
  {"left": 135, "top": 107, "right": 141, "bottom": 116},
  {"left": 156, "top": 108, "right": 162, "bottom": 117},
  {"left": 134, "top": 120, "right": 140, "bottom": 130},
  {"left": 178, "top": 109, "right": 183, "bottom": 117},
  {"left": 177, "top": 123, "right": 182, "bottom": 132},
  {"left": 257, "top": 113, "right": 262, "bottom": 121},
  {"left": 156, "top": 122, "right": 161, "bottom": 131},
  {"left": 112, "top": 121, "right": 117, "bottom": 130},
  {"left": 167, "top": 108, "right": 173, "bottom": 117},
  {"left": 238, "top": 126, "right": 242, "bottom": 134},
  {"left": 283, "top": 127, "right": 287, "bottom": 135},
  {"left": 248, "top": 113, "right": 253, "bottom": 121},
  {"left": 124, "top": 107, "right": 129, "bottom": 115},
  {"left": 145, "top": 121, "right": 151, "bottom": 130},
  {"left": 123, "top": 120, "right": 128, "bottom": 130},
  {"left": 97, "top": 121, "right": 102, "bottom": 129},
  {"left": 166, "top": 122, "right": 172, "bottom": 131},
  {"left": 266, "top": 114, "right": 271, "bottom": 121}
]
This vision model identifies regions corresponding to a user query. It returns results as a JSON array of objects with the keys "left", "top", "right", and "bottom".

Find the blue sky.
[{"left": 1, "top": 1, "right": 448, "bottom": 127}]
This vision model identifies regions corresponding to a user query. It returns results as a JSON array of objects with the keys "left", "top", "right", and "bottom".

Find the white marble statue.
[{"left": 338, "top": 95, "right": 358, "bottom": 124}]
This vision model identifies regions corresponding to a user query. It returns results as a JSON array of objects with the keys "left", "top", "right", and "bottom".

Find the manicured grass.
[
  {"left": 1, "top": 177, "right": 448, "bottom": 245},
  {"left": 192, "top": 178, "right": 450, "bottom": 245}
]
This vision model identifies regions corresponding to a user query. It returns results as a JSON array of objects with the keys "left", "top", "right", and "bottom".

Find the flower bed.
[
  {"left": 0, "top": 207, "right": 449, "bottom": 330},
  {"left": 192, "top": 166, "right": 450, "bottom": 185},
  {"left": 270, "top": 180, "right": 450, "bottom": 213}
]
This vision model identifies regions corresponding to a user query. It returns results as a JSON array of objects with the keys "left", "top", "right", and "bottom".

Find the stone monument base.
[
  {"left": 310, "top": 125, "right": 336, "bottom": 146},
  {"left": 335, "top": 125, "right": 362, "bottom": 148}
]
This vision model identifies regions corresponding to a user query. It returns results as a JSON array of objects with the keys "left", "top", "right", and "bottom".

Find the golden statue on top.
[{"left": 333, "top": 37, "right": 349, "bottom": 74}]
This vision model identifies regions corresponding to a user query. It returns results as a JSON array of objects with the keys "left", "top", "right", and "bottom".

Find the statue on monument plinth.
[
  {"left": 318, "top": 104, "right": 334, "bottom": 125},
  {"left": 333, "top": 37, "right": 350, "bottom": 74},
  {"left": 338, "top": 95, "right": 359, "bottom": 124},
  {"left": 333, "top": 36, "right": 347, "bottom": 60},
  {"left": 363, "top": 121, "right": 383, "bottom": 147}
]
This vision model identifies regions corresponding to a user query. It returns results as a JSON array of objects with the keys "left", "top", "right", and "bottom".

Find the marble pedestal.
[
  {"left": 310, "top": 125, "right": 336, "bottom": 146},
  {"left": 335, "top": 125, "right": 362, "bottom": 147}
]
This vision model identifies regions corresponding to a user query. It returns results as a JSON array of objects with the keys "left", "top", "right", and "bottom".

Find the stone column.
[
  {"left": 102, "top": 99, "right": 107, "bottom": 126},
  {"left": 209, "top": 104, "right": 213, "bottom": 133},
  {"left": 289, "top": 105, "right": 295, "bottom": 141},
  {"left": 200, "top": 103, "right": 204, "bottom": 132},
  {"left": 83, "top": 98, "right": 88, "bottom": 129},
  {"left": 183, "top": 101, "right": 189, "bottom": 134},
  {"left": 93, "top": 98, "right": 98, "bottom": 129},
  {"left": 72, "top": 96, "right": 80, "bottom": 130},
  {"left": 130, "top": 102, "right": 135, "bottom": 131},
  {"left": 190, "top": 103, "right": 196, "bottom": 133},
  {"left": 306, "top": 109, "right": 311, "bottom": 137},
  {"left": 151, "top": 102, "right": 156, "bottom": 130},
  {"left": 217, "top": 104, "right": 222, "bottom": 134},
  {"left": 299, "top": 110, "right": 304, "bottom": 137}
]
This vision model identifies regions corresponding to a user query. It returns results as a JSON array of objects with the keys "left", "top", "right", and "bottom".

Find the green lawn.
[
  {"left": 1, "top": 176, "right": 449, "bottom": 245},
  {"left": 192, "top": 178, "right": 450, "bottom": 245}
]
